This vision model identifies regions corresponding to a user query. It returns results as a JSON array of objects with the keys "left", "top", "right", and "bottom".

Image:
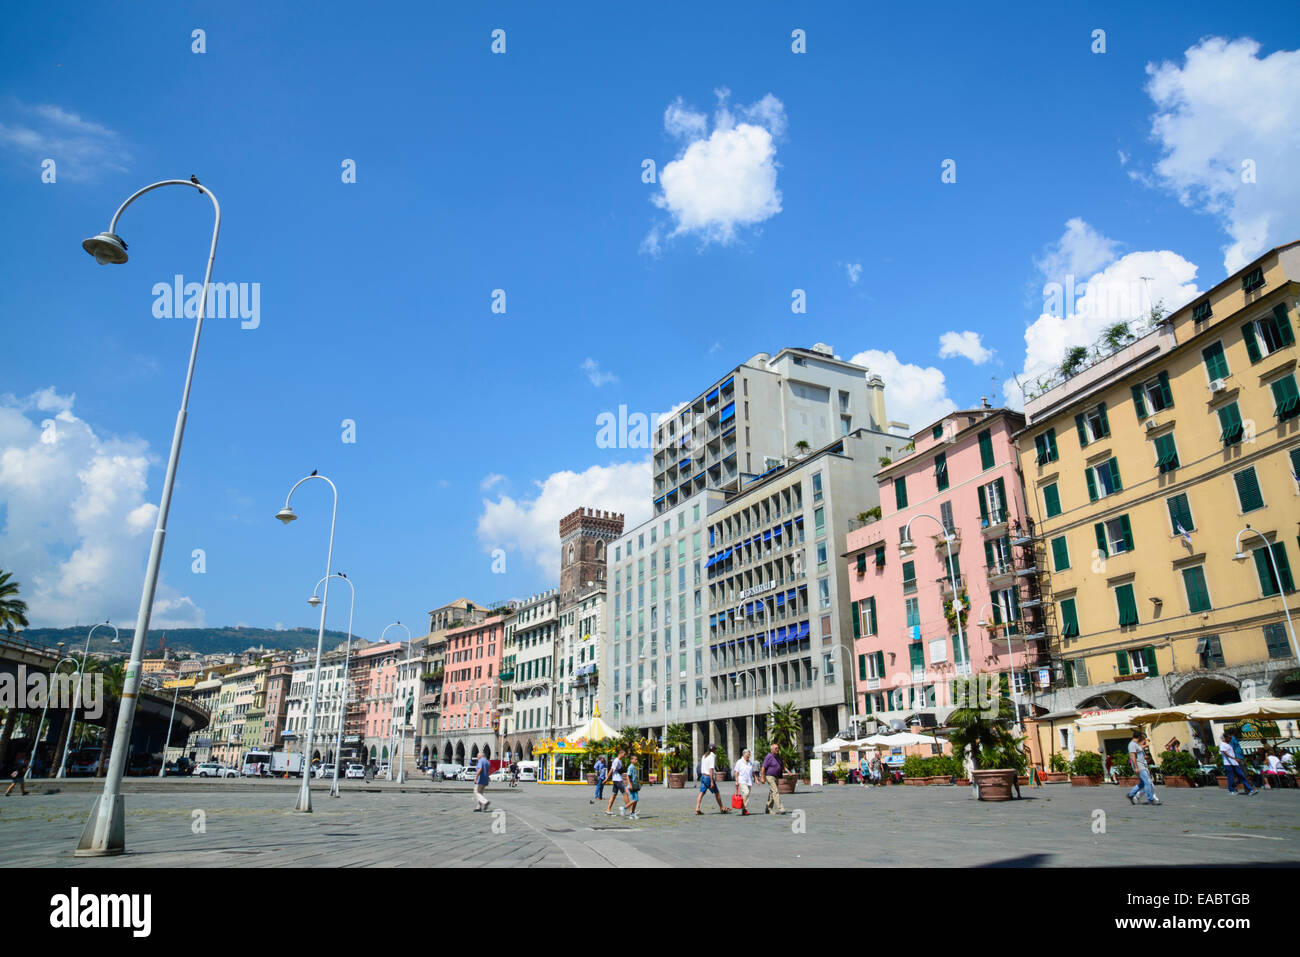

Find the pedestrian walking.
[
  {"left": 761, "top": 743, "right": 786, "bottom": 814},
  {"left": 4, "top": 752, "right": 28, "bottom": 797},
  {"left": 472, "top": 751, "right": 491, "bottom": 812},
  {"left": 733, "top": 748, "right": 755, "bottom": 814},
  {"left": 870, "top": 753, "right": 882, "bottom": 786},
  {"left": 1221, "top": 733, "right": 1256, "bottom": 795},
  {"left": 1126, "top": 731, "right": 1160, "bottom": 805},
  {"left": 695, "top": 744, "right": 728, "bottom": 814},
  {"left": 625, "top": 754, "right": 641, "bottom": 819},
  {"left": 605, "top": 749, "right": 630, "bottom": 816},
  {"left": 591, "top": 754, "right": 606, "bottom": 804},
  {"left": 858, "top": 754, "right": 869, "bottom": 787}
]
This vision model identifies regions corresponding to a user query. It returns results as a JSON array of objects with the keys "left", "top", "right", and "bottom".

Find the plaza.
[{"left": 3, "top": 778, "right": 1300, "bottom": 868}]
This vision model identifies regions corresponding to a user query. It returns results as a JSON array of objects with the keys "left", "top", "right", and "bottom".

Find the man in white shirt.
[
  {"left": 694, "top": 744, "right": 728, "bottom": 815},
  {"left": 604, "top": 750, "right": 630, "bottom": 816},
  {"left": 733, "top": 749, "right": 755, "bottom": 815}
]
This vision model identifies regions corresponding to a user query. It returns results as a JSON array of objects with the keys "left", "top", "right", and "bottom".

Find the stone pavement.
[{"left": 3, "top": 777, "right": 1300, "bottom": 867}]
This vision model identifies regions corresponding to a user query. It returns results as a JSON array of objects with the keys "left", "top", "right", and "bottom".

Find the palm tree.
[
  {"left": 0, "top": 570, "right": 30, "bottom": 637},
  {"left": 946, "top": 677, "right": 1017, "bottom": 769},
  {"left": 91, "top": 661, "right": 127, "bottom": 777},
  {"left": 768, "top": 701, "right": 802, "bottom": 773},
  {"left": 794, "top": 440, "right": 811, "bottom": 457}
]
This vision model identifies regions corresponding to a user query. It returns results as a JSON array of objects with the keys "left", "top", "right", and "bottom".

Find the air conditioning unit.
[
  {"left": 1209, "top": 378, "right": 1227, "bottom": 394},
  {"left": 1143, "top": 418, "right": 1158, "bottom": 432}
]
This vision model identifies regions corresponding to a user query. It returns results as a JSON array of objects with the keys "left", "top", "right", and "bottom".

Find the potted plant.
[
  {"left": 663, "top": 724, "right": 691, "bottom": 788},
  {"left": 948, "top": 678, "right": 1019, "bottom": 801},
  {"left": 1043, "top": 752, "right": 1069, "bottom": 783},
  {"left": 1069, "top": 750, "right": 1104, "bottom": 785},
  {"left": 1159, "top": 750, "right": 1197, "bottom": 787},
  {"left": 1115, "top": 756, "right": 1138, "bottom": 788},
  {"left": 769, "top": 702, "right": 802, "bottom": 793},
  {"left": 713, "top": 746, "right": 731, "bottom": 782},
  {"left": 1059, "top": 345, "right": 1089, "bottom": 379},
  {"left": 1212, "top": 750, "right": 1227, "bottom": 788},
  {"left": 903, "top": 755, "right": 928, "bottom": 785}
]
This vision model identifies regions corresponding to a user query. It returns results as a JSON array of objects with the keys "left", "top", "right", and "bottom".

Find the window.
[
  {"left": 1271, "top": 374, "right": 1300, "bottom": 422},
  {"left": 939, "top": 500, "right": 955, "bottom": 536},
  {"left": 860, "top": 596, "right": 877, "bottom": 636},
  {"left": 1042, "top": 483, "right": 1061, "bottom": 518},
  {"left": 1292, "top": 447, "right": 1300, "bottom": 488},
  {"left": 1059, "top": 598, "right": 1080, "bottom": 638},
  {"left": 856, "top": 553, "right": 867, "bottom": 574},
  {"left": 812, "top": 473, "right": 823, "bottom": 502},
  {"left": 978, "top": 477, "right": 1008, "bottom": 526},
  {"left": 1116, "top": 646, "right": 1158, "bottom": 676},
  {"left": 814, "top": 507, "right": 825, "bottom": 535},
  {"left": 1085, "top": 458, "right": 1123, "bottom": 501},
  {"left": 1234, "top": 466, "right": 1265, "bottom": 513},
  {"left": 1253, "top": 542, "right": 1295, "bottom": 596},
  {"left": 1182, "top": 566, "right": 1212, "bottom": 613},
  {"left": 1197, "top": 634, "right": 1225, "bottom": 669},
  {"left": 905, "top": 598, "right": 920, "bottom": 630},
  {"left": 1217, "top": 402, "right": 1244, "bottom": 446},
  {"left": 1153, "top": 433, "right": 1180, "bottom": 473},
  {"left": 1051, "top": 535, "right": 1070, "bottom": 572},
  {"left": 1193, "top": 299, "right": 1213, "bottom": 324},
  {"left": 1265, "top": 622, "right": 1293, "bottom": 660},
  {"left": 1034, "top": 429, "right": 1059, "bottom": 465},
  {"left": 1094, "top": 515, "right": 1134, "bottom": 557},
  {"left": 1242, "top": 304, "right": 1295, "bottom": 361},
  {"left": 978, "top": 429, "right": 995, "bottom": 470},
  {"left": 908, "top": 641, "right": 924, "bottom": 672},
  {"left": 1166, "top": 493, "right": 1195, "bottom": 535},
  {"left": 902, "top": 561, "right": 916, "bottom": 594},
  {"left": 816, "top": 542, "right": 828, "bottom": 571},
  {"left": 932, "top": 424, "right": 944, "bottom": 440},
  {"left": 874, "top": 544, "right": 886, "bottom": 567},
  {"left": 1202, "top": 340, "right": 1229, "bottom": 381},
  {"left": 934, "top": 452, "right": 949, "bottom": 491},
  {"left": 1074, "top": 403, "right": 1110, "bottom": 446},
  {"left": 991, "top": 588, "right": 1020, "bottom": 634},
  {"left": 1131, "top": 371, "right": 1173, "bottom": 418},
  {"left": 1063, "top": 657, "right": 1087, "bottom": 687},
  {"left": 818, "top": 577, "right": 831, "bottom": 609},
  {"left": 1241, "top": 266, "right": 1265, "bottom": 293},
  {"left": 894, "top": 476, "right": 908, "bottom": 509},
  {"left": 1114, "top": 584, "right": 1140, "bottom": 627}
]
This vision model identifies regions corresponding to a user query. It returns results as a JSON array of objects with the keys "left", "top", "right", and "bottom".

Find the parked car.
[
  {"left": 516, "top": 761, "right": 538, "bottom": 782},
  {"left": 68, "top": 749, "right": 102, "bottom": 776},
  {"left": 458, "top": 766, "right": 479, "bottom": 781},
  {"left": 314, "top": 763, "right": 336, "bottom": 779},
  {"left": 345, "top": 764, "right": 366, "bottom": 779},
  {"left": 163, "top": 758, "right": 193, "bottom": 776},
  {"left": 192, "top": 763, "right": 238, "bottom": 778},
  {"left": 430, "top": 763, "right": 463, "bottom": 781},
  {"left": 376, "top": 762, "right": 390, "bottom": 776}
]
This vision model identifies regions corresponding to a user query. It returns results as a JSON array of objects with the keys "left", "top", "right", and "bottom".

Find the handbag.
[{"left": 731, "top": 785, "right": 744, "bottom": 809}]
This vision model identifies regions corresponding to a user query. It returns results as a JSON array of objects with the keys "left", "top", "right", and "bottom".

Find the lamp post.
[
  {"left": 157, "top": 679, "right": 181, "bottom": 777},
  {"left": 310, "top": 573, "right": 354, "bottom": 798},
  {"left": 1233, "top": 526, "right": 1299, "bottom": 662},
  {"left": 827, "top": 643, "right": 860, "bottom": 741},
  {"left": 76, "top": 179, "right": 221, "bottom": 857},
  {"left": 381, "top": 621, "right": 412, "bottom": 782},
  {"left": 58, "top": 621, "right": 119, "bottom": 778},
  {"left": 973, "top": 600, "right": 1020, "bottom": 728},
  {"left": 29, "top": 657, "right": 79, "bottom": 780},
  {"left": 276, "top": 472, "right": 339, "bottom": 812}
]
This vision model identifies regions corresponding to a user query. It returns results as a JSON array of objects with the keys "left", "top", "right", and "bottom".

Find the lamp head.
[
  {"left": 899, "top": 539, "right": 914, "bottom": 554},
  {"left": 275, "top": 506, "right": 298, "bottom": 525},
  {"left": 308, "top": 594, "right": 322, "bottom": 607},
  {"left": 1233, "top": 551, "right": 1247, "bottom": 561},
  {"left": 82, "top": 232, "right": 129, "bottom": 265}
]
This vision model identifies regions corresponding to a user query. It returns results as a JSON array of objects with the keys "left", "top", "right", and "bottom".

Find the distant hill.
[{"left": 18, "top": 625, "right": 372, "bottom": 657}]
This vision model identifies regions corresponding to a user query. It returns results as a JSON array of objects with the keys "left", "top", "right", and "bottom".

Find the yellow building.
[{"left": 1016, "top": 242, "right": 1300, "bottom": 766}]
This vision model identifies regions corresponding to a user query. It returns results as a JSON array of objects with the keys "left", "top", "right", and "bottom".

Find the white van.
[{"left": 516, "top": 760, "right": 539, "bottom": 783}]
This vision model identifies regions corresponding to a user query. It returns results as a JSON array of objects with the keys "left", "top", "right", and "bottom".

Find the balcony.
[{"left": 980, "top": 508, "right": 1010, "bottom": 536}]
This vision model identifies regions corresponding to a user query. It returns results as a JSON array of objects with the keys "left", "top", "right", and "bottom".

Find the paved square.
[{"left": 3, "top": 778, "right": 1299, "bottom": 867}]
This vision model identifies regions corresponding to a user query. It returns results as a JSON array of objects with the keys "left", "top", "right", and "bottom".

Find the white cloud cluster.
[
  {"left": 0, "top": 100, "right": 130, "bottom": 182},
  {"left": 0, "top": 389, "right": 203, "bottom": 628},
  {"left": 842, "top": 262, "right": 862, "bottom": 285},
  {"left": 1035, "top": 217, "right": 1120, "bottom": 282},
  {"left": 847, "top": 349, "right": 956, "bottom": 432},
  {"left": 477, "top": 460, "right": 652, "bottom": 580},
  {"left": 581, "top": 358, "right": 618, "bottom": 387},
  {"left": 1143, "top": 37, "right": 1300, "bottom": 273},
  {"left": 938, "top": 331, "right": 993, "bottom": 365},
  {"left": 644, "top": 90, "right": 786, "bottom": 253}
]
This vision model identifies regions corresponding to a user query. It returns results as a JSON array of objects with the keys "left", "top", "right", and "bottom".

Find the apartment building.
[
  {"left": 438, "top": 614, "right": 506, "bottom": 765},
  {"left": 845, "top": 408, "right": 1035, "bottom": 727},
  {"left": 501, "top": 589, "right": 559, "bottom": 760},
  {"left": 283, "top": 647, "right": 351, "bottom": 766},
  {"left": 413, "top": 598, "right": 488, "bottom": 767},
  {"left": 1016, "top": 241, "right": 1300, "bottom": 764}
]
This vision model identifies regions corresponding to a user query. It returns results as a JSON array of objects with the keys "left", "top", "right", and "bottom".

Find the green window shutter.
[
  {"left": 1043, "top": 483, "right": 1061, "bottom": 517},
  {"left": 1157, "top": 371, "right": 1173, "bottom": 408},
  {"left": 909, "top": 642, "right": 924, "bottom": 669},
  {"left": 1097, "top": 403, "right": 1110, "bottom": 437},
  {"left": 983, "top": 539, "right": 994, "bottom": 567},
  {"left": 977, "top": 485, "right": 989, "bottom": 523},
  {"left": 1074, "top": 413, "right": 1089, "bottom": 447},
  {"left": 991, "top": 600, "right": 1003, "bottom": 625},
  {"left": 1116, "top": 650, "right": 1130, "bottom": 676},
  {"left": 1291, "top": 447, "right": 1300, "bottom": 485},
  {"left": 978, "top": 429, "right": 994, "bottom": 469},
  {"left": 1255, "top": 545, "right": 1278, "bottom": 595},
  {"left": 1218, "top": 402, "right": 1243, "bottom": 445},
  {"left": 1131, "top": 383, "right": 1148, "bottom": 418},
  {"left": 1235, "top": 467, "right": 1264, "bottom": 513},
  {"left": 1183, "top": 566, "right": 1211, "bottom": 613},
  {"left": 1167, "top": 493, "right": 1194, "bottom": 533},
  {"left": 946, "top": 551, "right": 961, "bottom": 580},
  {"left": 1202, "top": 341, "right": 1229, "bottom": 381},
  {"left": 856, "top": 553, "right": 866, "bottom": 574},
  {"left": 934, "top": 452, "right": 949, "bottom": 490},
  {"left": 1155, "top": 434, "right": 1179, "bottom": 472},
  {"left": 867, "top": 597, "right": 877, "bottom": 634},
  {"left": 1094, "top": 522, "right": 1108, "bottom": 558},
  {"left": 851, "top": 600, "right": 861, "bottom": 639},
  {"left": 1034, "top": 433, "right": 1046, "bottom": 463},
  {"left": 1242, "top": 322, "right": 1262, "bottom": 363},
  {"left": 1143, "top": 646, "right": 1159, "bottom": 677},
  {"left": 1046, "top": 429, "right": 1058, "bottom": 460},
  {"left": 1051, "top": 536, "right": 1070, "bottom": 571},
  {"left": 1116, "top": 584, "right": 1139, "bottom": 627},
  {"left": 1109, "top": 457, "right": 1123, "bottom": 492},
  {"left": 1274, "top": 543, "right": 1296, "bottom": 593},
  {"left": 1272, "top": 375, "right": 1300, "bottom": 420},
  {"left": 1119, "top": 514, "right": 1134, "bottom": 552},
  {"left": 1009, "top": 589, "right": 1020, "bottom": 619},
  {"left": 876, "top": 651, "right": 885, "bottom": 676},
  {"left": 1274, "top": 303, "right": 1295, "bottom": 347},
  {"left": 1060, "top": 598, "right": 1079, "bottom": 638},
  {"left": 994, "top": 477, "right": 1006, "bottom": 515},
  {"left": 858, "top": 654, "right": 867, "bottom": 681},
  {"left": 895, "top": 475, "right": 908, "bottom": 509},
  {"left": 932, "top": 424, "right": 944, "bottom": 440},
  {"left": 874, "top": 544, "right": 885, "bottom": 567},
  {"left": 1085, "top": 466, "right": 1098, "bottom": 502}
]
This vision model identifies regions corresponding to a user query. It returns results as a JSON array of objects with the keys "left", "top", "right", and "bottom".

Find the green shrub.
[
  {"left": 1048, "top": 752, "right": 1069, "bottom": 773},
  {"left": 1070, "top": 751, "right": 1104, "bottom": 777},
  {"left": 903, "top": 755, "right": 927, "bottom": 779},
  {"left": 1159, "top": 750, "right": 1197, "bottom": 778}
]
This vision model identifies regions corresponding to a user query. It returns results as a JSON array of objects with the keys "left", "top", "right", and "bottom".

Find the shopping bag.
[{"left": 731, "top": 788, "right": 744, "bottom": 809}]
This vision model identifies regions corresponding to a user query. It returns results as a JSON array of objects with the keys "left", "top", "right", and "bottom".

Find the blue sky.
[{"left": 1, "top": 2, "right": 1297, "bottom": 640}]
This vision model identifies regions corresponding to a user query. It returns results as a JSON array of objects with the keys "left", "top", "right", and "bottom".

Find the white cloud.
[
  {"left": 644, "top": 90, "right": 785, "bottom": 252},
  {"left": 477, "top": 460, "right": 652, "bottom": 580},
  {"left": 479, "top": 473, "right": 505, "bottom": 492},
  {"left": 0, "top": 389, "right": 203, "bottom": 628},
  {"left": 1035, "top": 217, "right": 1120, "bottom": 282},
  {"left": 581, "top": 358, "right": 618, "bottom": 387},
  {"left": 0, "top": 99, "right": 130, "bottom": 182},
  {"left": 1143, "top": 37, "right": 1300, "bottom": 273},
  {"left": 842, "top": 262, "right": 862, "bottom": 285},
  {"left": 847, "top": 349, "right": 956, "bottom": 432},
  {"left": 938, "top": 331, "right": 993, "bottom": 365}
]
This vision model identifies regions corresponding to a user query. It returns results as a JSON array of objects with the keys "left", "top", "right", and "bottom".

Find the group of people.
[{"left": 589, "top": 749, "right": 642, "bottom": 818}]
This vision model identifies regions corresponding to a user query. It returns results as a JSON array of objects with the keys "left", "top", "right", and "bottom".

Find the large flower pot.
[
  {"left": 972, "top": 768, "right": 1017, "bottom": 801},
  {"left": 667, "top": 772, "right": 686, "bottom": 789},
  {"left": 1117, "top": 776, "right": 1138, "bottom": 788},
  {"left": 1016, "top": 776, "right": 1030, "bottom": 786},
  {"left": 715, "top": 770, "right": 730, "bottom": 782},
  {"left": 1070, "top": 775, "right": 1102, "bottom": 786},
  {"left": 1041, "top": 772, "right": 1069, "bottom": 784},
  {"left": 904, "top": 777, "right": 926, "bottom": 786},
  {"left": 1215, "top": 776, "right": 1228, "bottom": 789},
  {"left": 1164, "top": 776, "right": 1193, "bottom": 788},
  {"left": 954, "top": 778, "right": 971, "bottom": 787},
  {"left": 777, "top": 773, "right": 797, "bottom": 794},
  {"left": 586, "top": 774, "right": 597, "bottom": 786},
  {"left": 929, "top": 776, "right": 953, "bottom": 786}
]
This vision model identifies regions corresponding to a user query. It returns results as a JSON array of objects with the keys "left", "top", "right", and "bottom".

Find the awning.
[
  {"left": 763, "top": 530, "right": 772, "bottom": 541},
  {"left": 776, "top": 593, "right": 786, "bottom": 606},
  {"left": 773, "top": 525, "right": 783, "bottom": 537},
  {"left": 706, "top": 388, "right": 719, "bottom": 403},
  {"left": 720, "top": 402, "right": 735, "bottom": 422}
]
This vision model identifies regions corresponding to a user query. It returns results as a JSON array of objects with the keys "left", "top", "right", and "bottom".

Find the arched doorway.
[
  {"left": 1171, "top": 674, "right": 1241, "bottom": 705},
  {"left": 444, "top": 742, "right": 453, "bottom": 763},
  {"left": 421, "top": 746, "right": 429, "bottom": 765},
  {"left": 471, "top": 744, "right": 480, "bottom": 759},
  {"left": 369, "top": 745, "right": 377, "bottom": 761},
  {"left": 483, "top": 744, "right": 491, "bottom": 759},
  {"left": 381, "top": 745, "right": 389, "bottom": 761},
  {"left": 526, "top": 739, "right": 533, "bottom": 760},
  {"left": 1270, "top": 669, "right": 1300, "bottom": 698},
  {"left": 455, "top": 742, "right": 465, "bottom": 764}
]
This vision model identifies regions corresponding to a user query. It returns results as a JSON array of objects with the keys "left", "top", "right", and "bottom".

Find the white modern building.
[{"left": 501, "top": 589, "right": 559, "bottom": 758}]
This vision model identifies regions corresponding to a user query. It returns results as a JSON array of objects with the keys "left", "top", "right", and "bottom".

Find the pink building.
[
  {"left": 440, "top": 614, "right": 506, "bottom": 766},
  {"left": 845, "top": 408, "right": 1043, "bottom": 723}
]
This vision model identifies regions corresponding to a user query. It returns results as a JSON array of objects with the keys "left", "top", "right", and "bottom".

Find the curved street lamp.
[
  {"left": 277, "top": 472, "right": 339, "bottom": 812},
  {"left": 381, "top": 621, "right": 412, "bottom": 782},
  {"left": 76, "top": 179, "right": 221, "bottom": 858},
  {"left": 29, "top": 657, "right": 79, "bottom": 781},
  {"left": 58, "top": 621, "right": 119, "bottom": 778},
  {"left": 309, "top": 573, "right": 355, "bottom": 798},
  {"left": 1233, "top": 526, "right": 1299, "bottom": 662}
]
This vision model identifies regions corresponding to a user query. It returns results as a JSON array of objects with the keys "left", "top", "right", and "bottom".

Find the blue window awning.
[
  {"left": 722, "top": 547, "right": 733, "bottom": 560},
  {"left": 706, "top": 388, "right": 719, "bottom": 403},
  {"left": 720, "top": 401, "right": 736, "bottom": 422},
  {"left": 773, "top": 525, "right": 782, "bottom": 537},
  {"left": 776, "top": 593, "right": 786, "bottom": 606},
  {"left": 680, "top": 457, "right": 691, "bottom": 467},
  {"left": 763, "top": 530, "right": 772, "bottom": 541},
  {"left": 721, "top": 376, "right": 734, "bottom": 392},
  {"left": 798, "top": 622, "right": 810, "bottom": 638},
  {"left": 705, "top": 553, "right": 718, "bottom": 568}
]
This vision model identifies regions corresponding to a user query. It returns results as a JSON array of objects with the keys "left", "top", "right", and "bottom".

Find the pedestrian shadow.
[{"left": 977, "top": 853, "right": 1055, "bottom": 867}]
